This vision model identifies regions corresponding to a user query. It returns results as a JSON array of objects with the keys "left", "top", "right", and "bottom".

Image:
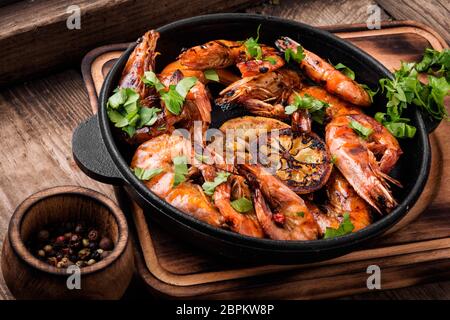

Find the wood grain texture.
[
  {"left": 0, "top": 0, "right": 257, "bottom": 86},
  {"left": 376, "top": 0, "right": 450, "bottom": 43},
  {"left": 247, "top": 0, "right": 392, "bottom": 25},
  {"left": 0, "top": 70, "right": 115, "bottom": 299},
  {"left": 82, "top": 23, "right": 449, "bottom": 299}
]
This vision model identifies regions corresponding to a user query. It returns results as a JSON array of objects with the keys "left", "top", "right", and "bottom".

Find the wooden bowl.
[{"left": 1, "top": 186, "right": 134, "bottom": 299}]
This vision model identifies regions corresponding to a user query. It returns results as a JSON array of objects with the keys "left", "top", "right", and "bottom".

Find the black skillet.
[{"left": 72, "top": 13, "right": 439, "bottom": 264}]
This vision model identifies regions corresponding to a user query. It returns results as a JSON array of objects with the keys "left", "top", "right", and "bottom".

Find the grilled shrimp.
[
  {"left": 324, "top": 170, "right": 372, "bottom": 231},
  {"left": 216, "top": 69, "right": 301, "bottom": 112},
  {"left": 178, "top": 40, "right": 284, "bottom": 77},
  {"left": 131, "top": 134, "right": 224, "bottom": 227},
  {"left": 304, "top": 85, "right": 403, "bottom": 173},
  {"left": 240, "top": 164, "right": 320, "bottom": 240},
  {"left": 200, "top": 165, "right": 264, "bottom": 238},
  {"left": 326, "top": 114, "right": 401, "bottom": 213},
  {"left": 159, "top": 60, "right": 240, "bottom": 86},
  {"left": 119, "top": 30, "right": 160, "bottom": 107},
  {"left": 275, "top": 37, "right": 372, "bottom": 107}
]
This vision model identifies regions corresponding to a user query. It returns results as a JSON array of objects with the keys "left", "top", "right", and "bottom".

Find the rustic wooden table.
[{"left": 0, "top": 0, "right": 448, "bottom": 300}]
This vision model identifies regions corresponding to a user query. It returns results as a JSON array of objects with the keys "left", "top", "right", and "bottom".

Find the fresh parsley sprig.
[
  {"left": 284, "top": 45, "right": 305, "bottom": 63},
  {"left": 334, "top": 62, "right": 355, "bottom": 80},
  {"left": 285, "top": 93, "right": 329, "bottom": 124},
  {"left": 244, "top": 24, "right": 263, "bottom": 60},
  {"left": 142, "top": 71, "right": 198, "bottom": 115},
  {"left": 376, "top": 52, "right": 449, "bottom": 139},
  {"left": 107, "top": 87, "right": 161, "bottom": 137},
  {"left": 323, "top": 212, "right": 354, "bottom": 239}
]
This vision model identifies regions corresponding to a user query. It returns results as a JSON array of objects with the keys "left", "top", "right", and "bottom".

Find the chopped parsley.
[
  {"left": 204, "top": 69, "right": 220, "bottom": 82},
  {"left": 376, "top": 48, "right": 449, "bottom": 139},
  {"left": 349, "top": 119, "right": 373, "bottom": 139},
  {"left": 202, "top": 171, "right": 230, "bottom": 196},
  {"left": 133, "top": 167, "right": 163, "bottom": 181},
  {"left": 172, "top": 156, "right": 189, "bottom": 187},
  {"left": 143, "top": 71, "right": 197, "bottom": 115},
  {"left": 107, "top": 87, "right": 160, "bottom": 137},
  {"left": 244, "top": 24, "right": 263, "bottom": 60},
  {"left": 230, "top": 197, "right": 254, "bottom": 213},
  {"left": 334, "top": 62, "right": 355, "bottom": 80},
  {"left": 323, "top": 213, "right": 354, "bottom": 239},
  {"left": 284, "top": 45, "right": 305, "bottom": 63},
  {"left": 284, "top": 93, "right": 329, "bottom": 124}
]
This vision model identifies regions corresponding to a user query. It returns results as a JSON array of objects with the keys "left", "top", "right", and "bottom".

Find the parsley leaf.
[
  {"left": 133, "top": 167, "right": 164, "bottom": 181},
  {"left": 264, "top": 57, "right": 277, "bottom": 65},
  {"left": 172, "top": 156, "right": 189, "bottom": 187},
  {"left": 244, "top": 24, "right": 262, "bottom": 60},
  {"left": 143, "top": 71, "right": 197, "bottom": 116},
  {"left": 230, "top": 197, "right": 253, "bottom": 213},
  {"left": 202, "top": 171, "right": 230, "bottom": 196},
  {"left": 285, "top": 93, "right": 329, "bottom": 123},
  {"left": 349, "top": 120, "right": 373, "bottom": 139},
  {"left": 323, "top": 213, "right": 354, "bottom": 239},
  {"left": 284, "top": 45, "right": 305, "bottom": 63},
  {"left": 107, "top": 87, "right": 160, "bottom": 137},
  {"left": 334, "top": 62, "right": 355, "bottom": 80},
  {"left": 296, "top": 211, "right": 305, "bottom": 217},
  {"left": 204, "top": 69, "right": 220, "bottom": 82},
  {"left": 377, "top": 49, "right": 449, "bottom": 139}
]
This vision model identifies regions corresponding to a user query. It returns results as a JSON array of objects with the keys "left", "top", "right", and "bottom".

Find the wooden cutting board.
[{"left": 81, "top": 21, "right": 450, "bottom": 299}]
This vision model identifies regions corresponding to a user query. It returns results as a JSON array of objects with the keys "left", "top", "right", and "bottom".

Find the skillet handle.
[
  {"left": 422, "top": 114, "right": 442, "bottom": 134},
  {"left": 72, "top": 115, "right": 124, "bottom": 185}
]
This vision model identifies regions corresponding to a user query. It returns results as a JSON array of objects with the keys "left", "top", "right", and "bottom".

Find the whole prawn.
[
  {"left": 240, "top": 164, "right": 320, "bottom": 240},
  {"left": 178, "top": 40, "right": 285, "bottom": 77},
  {"left": 275, "top": 37, "right": 372, "bottom": 107}
]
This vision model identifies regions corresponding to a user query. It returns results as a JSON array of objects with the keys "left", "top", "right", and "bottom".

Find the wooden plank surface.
[
  {"left": 0, "top": 0, "right": 449, "bottom": 300},
  {"left": 0, "top": 0, "right": 257, "bottom": 86},
  {"left": 376, "top": 0, "right": 450, "bottom": 43}
]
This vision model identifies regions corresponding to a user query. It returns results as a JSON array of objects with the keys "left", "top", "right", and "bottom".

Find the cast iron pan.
[{"left": 72, "top": 13, "right": 438, "bottom": 264}]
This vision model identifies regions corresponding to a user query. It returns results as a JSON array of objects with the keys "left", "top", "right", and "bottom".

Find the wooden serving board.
[{"left": 81, "top": 21, "right": 450, "bottom": 299}]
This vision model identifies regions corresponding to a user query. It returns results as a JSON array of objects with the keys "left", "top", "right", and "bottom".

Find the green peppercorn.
[
  {"left": 37, "top": 250, "right": 46, "bottom": 257},
  {"left": 43, "top": 244, "right": 53, "bottom": 253}
]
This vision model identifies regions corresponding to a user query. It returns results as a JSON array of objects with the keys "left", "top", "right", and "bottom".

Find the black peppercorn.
[
  {"left": 37, "top": 230, "right": 50, "bottom": 242},
  {"left": 88, "top": 241, "right": 98, "bottom": 250},
  {"left": 90, "top": 250, "right": 101, "bottom": 261}
]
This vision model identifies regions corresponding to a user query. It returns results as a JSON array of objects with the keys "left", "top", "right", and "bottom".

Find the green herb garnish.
[
  {"left": 349, "top": 120, "right": 373, "bottom": 139},
  {"left": 376, "top": 49, "right": 449, "bottom": 139},
  {"left": 107, "top": 87, "right": 161, "bottom": 137},
  {"left": 284, "top": 45, "right": 305, "bottom": 63},
  {"left": 204, "top": 69, "right": 219, "bottom": 82},
  {"left": 244, "top": 24, "right": 263, "bottom": 60},
  {"left": 202, "top": 171, "right": 230, "bottom": 196},
  {"left": 323, "top": 213, "right": 354, "bottom": 239},
  {"left": 285, "top": 93, "right": 329, "bottom": 124},
  {"left": 230, "top": 197, "right": 253, "bottom": 213},
  {"left": 133, "top": 167, "right": 164, "bottom": 181},
  {"left": 143, "top": 71, "right": 197, "bottom": 116},
  {"left": 172, "top": 156, "right": 189, "bottom": 187},
  {"left": 334, "top": 62, "right": 355, "bottom": 80},
  {"left": 331, "top": 155, "right": 337, "bottom": 164},
  {"left": 264, "top": 57, "right": 277, "bottom": 65},
  {"left": 296, "top": 212, "right": 305, "bottom": 218}
]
